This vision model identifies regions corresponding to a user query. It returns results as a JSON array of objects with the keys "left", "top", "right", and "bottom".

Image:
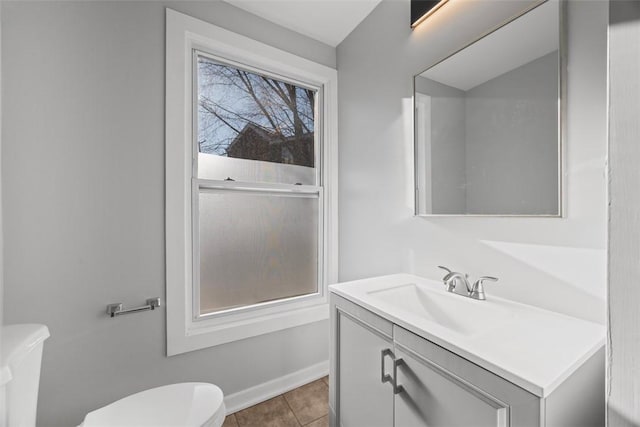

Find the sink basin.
[{"left": 367, "top": 282, "right": 507, "bottom": 336}]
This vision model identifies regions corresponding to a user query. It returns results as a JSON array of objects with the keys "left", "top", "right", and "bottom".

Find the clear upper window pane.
[
  {"left": 197, "top": 189, "right": 319, "bottom": 316},
  {"left": 197, "top": 54, "right": 317, "bottom": 185}
]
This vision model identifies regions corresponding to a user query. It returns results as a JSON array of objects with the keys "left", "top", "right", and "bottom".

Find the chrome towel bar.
[{"left": 107, "top": 297, "right": 161, "bottom": 318}]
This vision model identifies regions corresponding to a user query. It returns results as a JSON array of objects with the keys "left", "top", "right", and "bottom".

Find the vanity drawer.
[{"left": 393, "top": 325, "right": 540, "bottom": 427}]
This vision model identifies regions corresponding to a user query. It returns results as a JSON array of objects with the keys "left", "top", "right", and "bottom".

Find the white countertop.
[{"left": 329, "top": 273, "right": 605, "bottom": 398}]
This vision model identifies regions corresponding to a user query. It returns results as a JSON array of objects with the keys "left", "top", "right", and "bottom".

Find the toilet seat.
[{"left": 80, "top": 382, "right": 225, "bottom": 427}]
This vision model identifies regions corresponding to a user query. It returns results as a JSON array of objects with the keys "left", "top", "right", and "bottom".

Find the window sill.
[{"left": 167, "top": 301, "right": 329, "bottom": 356}]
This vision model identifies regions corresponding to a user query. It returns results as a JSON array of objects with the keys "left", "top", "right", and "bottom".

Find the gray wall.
[
  {"left": 465, "top": 52, "right": 559, "bottom": 215},
  {"left": 1, "top": 2, "right": 334, "bottom": 425},
  {"left": 338, "top": 0, "right": 607, "bottom": 323},
  {"left": 0, "top": 3, "right": 3, "bottom": 334},
  {"left": 608, "top": 2, "right": 640, "bottom": 425}
]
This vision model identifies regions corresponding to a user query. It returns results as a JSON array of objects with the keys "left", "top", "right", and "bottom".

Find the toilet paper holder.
[{"left": 107, "top": 297, "right": 161, "bottom": 318}]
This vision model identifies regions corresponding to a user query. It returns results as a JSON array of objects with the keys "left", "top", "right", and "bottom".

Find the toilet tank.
[{"left": 1, "top": 324, "right": 50, "bottom": 427}]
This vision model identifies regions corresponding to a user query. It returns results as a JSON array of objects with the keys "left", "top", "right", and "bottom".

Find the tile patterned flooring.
[{"left": 223, "top": 377, "right": 329, "bottom": 427}]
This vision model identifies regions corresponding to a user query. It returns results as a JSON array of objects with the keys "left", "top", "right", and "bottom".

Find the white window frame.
[{"left": 165, "top": 9, "right": 338, "bottom": 356}]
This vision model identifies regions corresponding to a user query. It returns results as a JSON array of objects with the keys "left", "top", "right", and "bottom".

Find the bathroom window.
[
  {"left": 194, "top": 55, "right": 322, "bottom": 318},
  {"left": 166, "top": 9, "right": 337, "bottom": 355}
]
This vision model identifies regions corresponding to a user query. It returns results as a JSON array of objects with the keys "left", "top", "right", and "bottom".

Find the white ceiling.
[
  {"left": 419, "top": 0, "right": 558, "bottom": 91},
  {"left": 222, "top": 0, "right": 382, "bottom": 47}
]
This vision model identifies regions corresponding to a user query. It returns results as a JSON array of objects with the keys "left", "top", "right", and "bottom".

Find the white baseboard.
[{"left": 224, "top": 360, "right": 329, "bottom": 415}]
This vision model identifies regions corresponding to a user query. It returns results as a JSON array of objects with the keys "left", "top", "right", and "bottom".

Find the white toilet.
[
  {"left": 1, "top": 324, "right": 226, "bottom": 427},
  {"left": 1, "top": 324, "right": 50, "bottom": 427},
  {"left": 80, "top": 382, "right": 226, "bottom": 427}
]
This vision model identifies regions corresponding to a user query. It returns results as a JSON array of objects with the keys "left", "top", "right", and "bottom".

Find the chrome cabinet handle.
[
  {"left": 381, "top": 349, "right": 393, "bottom": 384},
  {"left": 392, "top": 357, "right": 405, "bottom": 395},
  {"left": 381, "top": 349, "right": 404, "bottom": 394}
]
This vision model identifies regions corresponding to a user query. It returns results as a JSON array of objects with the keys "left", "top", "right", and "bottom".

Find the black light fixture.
[{"left": 411, "top": 0, "right": 449, "bottom": 28}]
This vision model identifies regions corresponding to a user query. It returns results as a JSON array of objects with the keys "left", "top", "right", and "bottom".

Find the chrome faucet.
[
  {"left": 437, "top": 266, "right": 471, "bottom": 296},
  {"left": 438, "top": 266, "right": 499, "bottom": 300}
]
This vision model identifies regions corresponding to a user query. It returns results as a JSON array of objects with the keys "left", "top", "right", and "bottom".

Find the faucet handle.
[
  {"left": 470, "top": 276, "right": 498, "bottom": 300},
  {"left": 437, "top": 266, "right": 453, "bottom": 283},
  {"left": 437, "top": 265, "right": 452, "bottom": 275},
  {"left": 438, "top": 266, "right": 469, "bottom": 292}
]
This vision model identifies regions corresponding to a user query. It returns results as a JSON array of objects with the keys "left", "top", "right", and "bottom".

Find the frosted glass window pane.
[
  {"left": 197, "top": 54, "right": 317, "bottom": 185},
  {"left": 198, "top": 189, "right": 319, "bottom": 315}
]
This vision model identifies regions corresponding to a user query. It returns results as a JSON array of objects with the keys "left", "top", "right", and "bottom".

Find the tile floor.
[{"left": 223, "top": 377, "right": 329, "bottom": 427}]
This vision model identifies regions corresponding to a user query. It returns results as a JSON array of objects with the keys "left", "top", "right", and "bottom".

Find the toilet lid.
[{"left": 81, "top": 383, "right": 225, "bottom": 427}]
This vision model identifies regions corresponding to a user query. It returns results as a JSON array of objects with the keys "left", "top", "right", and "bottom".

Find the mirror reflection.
[{"left": 414, "top": 0, "right": 561, "bottom": 216}]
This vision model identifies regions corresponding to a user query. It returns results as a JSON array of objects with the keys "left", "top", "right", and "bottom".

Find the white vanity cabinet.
[{"left": 329, "top": 292, "right": 605, "bottom": 427}]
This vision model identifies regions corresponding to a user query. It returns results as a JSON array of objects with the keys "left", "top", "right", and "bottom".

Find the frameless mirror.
[{"left": 414, "top": 0, "right": 563, "bottom": 216}]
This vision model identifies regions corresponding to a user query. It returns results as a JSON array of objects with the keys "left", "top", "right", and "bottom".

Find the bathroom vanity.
[{"left": 329, "top": 274, "right": 605, "bottom": 427}]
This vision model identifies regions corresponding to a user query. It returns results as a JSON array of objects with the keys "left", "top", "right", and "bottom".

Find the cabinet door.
[
  {"left": 337, "top": 312, "right": 394, "bottom": 427},
  {"left": 394, "top": 347, "right": 508, "bottom": 427}
]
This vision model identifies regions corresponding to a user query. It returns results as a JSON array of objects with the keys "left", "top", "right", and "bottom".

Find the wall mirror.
[{"left": 414, "top": 0, "right": 563, "bottom": 216}]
